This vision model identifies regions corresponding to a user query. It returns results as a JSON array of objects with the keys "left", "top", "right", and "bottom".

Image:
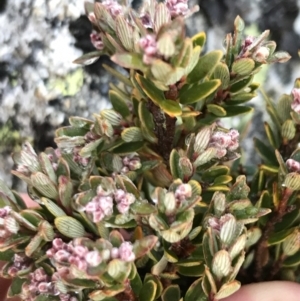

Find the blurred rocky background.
[{"left": 1, "top": 0, "right": 300, "bottom": 189}]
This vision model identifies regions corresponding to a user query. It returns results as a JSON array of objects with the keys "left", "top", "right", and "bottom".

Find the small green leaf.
[
  {"left": 214, "top": 175, "right": 233, "bottom": 185},
  {"left": 7, "top": 277, "right": 27, "bottom": 297},
  {"left": 121, "top": 127, "right": 143, "bottom": 142},
  {"left": 229, "top": 76, "right": 253, "bottom": 93},
  {"left": 170, "top": 149, "right": 183, "bottom": 180},
  {"left": 73, "top": 51, "right": 102, "bottom": 65},
  {"left": 192, "top": 31, "right": 206, "bottom": 48},
  {"left": 177, "top": 263, "right": 204, "bottom": 277},
  {"left": 185, "top": 278, "right": 207, "bottom": 301},
  {"left": 31, "top": 172, "right": 58, "bottom": 200},
  {"left": 268, "top": 228, "right": 297, "bottom": 246},
  {"left": 202, "top": 165, "right": 230, "bottom": 181},
  {"left": 253, "top": 137, "right": 278, "bottom": 165},
  {"left": 116, "top": 15, "right": 133, "bottom": 51},
  {"left": 103, "top": 64, "right": 133, "bottom": 87},
  {"left": 232, "top": 58, "right": 255, "bottom": 75},
  {"left": 135, "top": 76, "right": 181, "bottom": 118},
  {"left": 133, "top": 235, "right": 158, "bottom": 259},
  {"left": 111, "top": 141, "right": 145, "bottom": 154},
  {"left": 222, "top": 105, "right": 253, "bottom": 117},
  {"left": 264, "top": 122, "right": 279, "bottom": 149},
  {"left": 215, "top": 281, "right": 241, "bottom": 299},
  {"left": 162, "top": 285, "right": 181, "bottom": 301},
  {"left": 179, "top": 80, "right": 221, "bottom": 105},
  {"left": 55, "top": 216, "right": 86, "bottom": 238},
  {"left": 0, "top": 249, "right": 14, "bottom": 261},
  {"left": 214, "top": 62, "right": 230, "bottom": 89},
  {"left": 207, "top": 104, "right": 227, "bottom": 117},
  {"left": 139, "top": 280, "right": 157, "bottom": 301},
  {"left": 41, "top": 197, "right": 66, "bottom": 217},
  {"left": 188, "top": 50, "right": 223, "bottom": 83},
  {"left": 109, "top": 90, "right": 131, "bottom": 118},
  {"left": 111, "top": 53, "right": 146, "bottom": 72},
  {"left": 283, "top": 251, "right": 300, "bottom": 267}
]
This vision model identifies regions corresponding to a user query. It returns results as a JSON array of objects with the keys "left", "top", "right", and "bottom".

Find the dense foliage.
[{"left": 0, "top": 0, "right": 299, "bottom": 300}]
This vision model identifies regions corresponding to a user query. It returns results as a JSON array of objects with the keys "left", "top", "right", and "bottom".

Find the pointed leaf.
[
  {"left": 179, "top": 80, "right": 221, "bottom": 105},
  {"left": 55, "top": 216, "right": 86, "bottom": 238},
  {"left": 188, "top": 50, "right": 223, "bottom": 83},
  {"left": 73, "top": 51, "right": 102, "bottom": 65},
  {"left": 111, "top": 53, "right": 146, "bottom": 72}
]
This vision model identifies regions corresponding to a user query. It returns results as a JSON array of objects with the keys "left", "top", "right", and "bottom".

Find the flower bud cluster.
[
  {"left": 193, "top": 126, "right": 240, "bottom": 167},
  {"left": 90, "top": 31, "right": 104, "bottom": 50},
  {"left": 7, "top": 254, "right": 31, "bottom": 277},
  {"left": 209, "top": 129, "right": 239, "bottom": 155},
  {"left": 291, "top": 88, "right": 300, "bottom": 114},
  {"left": 208, "top": 214, "right": 243, "bottom": 247},
  {"left": 166, "top": 0, "right": 189, "bottom": 18},
  {"left": 286, "top": 158, "right": 300, "bottom": 173},
  {"left": 121, "top": 154, "right": 142, "bottom": 173},
  {"left": 110, "top": 241, "right": 136, "bottom": 262},
  {"left": 240, "top": 35, "right": 270, "bottom": 63},
  {"left": 85, "top": 187, "right": 114, "bottom": 223},
  {"left": 21, "top": 268, "right": 57, "bottom": 301},
  {"left": 73, "top": 147, "right": 90, "bottom": 167},
  {"left": 102, "top": 0, "right": 123, "bottom": 17},
  {"left": 47, "top": 238, "right": 102, "bottom": 272},
  {"left": 174, "top": 183, "right": 192, "bottom": 201},
  {"left": 0, "top": 206, "right": 19, "bottom": 241},
  {"left": 47, "top": 237, "right": 135, "bottom": 275},
  {"left": 114, "top": 189, "right": 135, "bottom": 214},
  {"left": 139, "top": 35, "right": 158, "bottom": 65},
  {"left": 84, "top": 184, "right": 136, "bottom": 222},
  {"left": 207, "top": 213, "right": 246, "bottom": 284}
]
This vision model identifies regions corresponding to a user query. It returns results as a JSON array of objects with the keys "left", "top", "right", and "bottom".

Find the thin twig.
[{"left": 254, "top": 187, "right": 293, "bottom": 281}]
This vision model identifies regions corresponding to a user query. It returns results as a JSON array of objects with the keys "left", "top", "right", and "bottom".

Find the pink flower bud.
[
  {"left": 85, "top": 200, "right": 98, "bottom": 213},
  {"left": 208, "top": 217, "right": 220, "bottom": 231},
  {"left": 252, "top": 46, "right": 270, "bottom": 63},
  {"left": 99, "top": 196, "right": 114, "bottom": 215},
  {"left": 121, "top": 166, "right": 129, "bottom": 173},
  {"left": 38, "top": 282, "right": 50, "bottom": 293},
  {"left": 122, "top": 156, "right": 130, "bottom": 165},
  {"left": 73, "top": 246, "right": 89, "bottom": 259},
  {"left": 0, "top": 206, "right": 11, "bottom": 218},
  {"left": 111, "top": 247, "right": 120, "bottom": 259},
  {"left": 33, "top": 268, "right": 48, "bottom": 282},
  {"left": 114, "top": 189, "right": 126, "bottom": 201},
  {"left": 8, "top": 266, "right": 19, "bottom": 276},
  {"left": 175, "top": 184, "right": 192, "bottom": 200},
  {"left": 215, "top": 148, "right": 227, "bottom": 159},
  {"left": 90, "top": 32, "right": 104, "bottom": 50},
  {"left": 93, "top": 211, "right": 106, "bottom": 223},
  {"left": 52, "top": 238, "right": 65, "bottom": 251},
  {"left": 291, "top": 88, "right": 300, "bottom": 113},
  {"left": 75, "top": 259, "right": 88, "bottom": 271},
  {"left": 117, "top": 202, "right": 130, "bottom": 214},
  {"left": 128, "top": 159, "right": 142, "bottom": 171},
  {"left": 86, "top": 250, "right": 102, "bottom": 267},
  {"left": 54, "top": 250, "right": 70, "bottom": 262},
  {"left": 229, "top": 129, "right": 239, "bottom": 140},
  {"left": 210, "top": 132, "right": 232, "bottom": 148},
  {"left": 286, "top": 158, "right": 300, "bottom": 172},
  {"left": 118, "top": 242, "right": 135, "bottom": 262}
]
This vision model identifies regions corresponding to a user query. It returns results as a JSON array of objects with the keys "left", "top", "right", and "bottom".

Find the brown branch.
[
  {"left": 268, "top": 254, "right": 286, "bottom": 281},
  {"left": 253, "top": 187, "right": 293, "bottom": 281},
  {"left": 146, "top": 87, "right": 177, "bottom": 163}
]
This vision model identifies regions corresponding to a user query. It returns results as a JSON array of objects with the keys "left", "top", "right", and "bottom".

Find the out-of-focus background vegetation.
[{"left": 1, "top": 0, "right": 300, "bottom": 190}]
